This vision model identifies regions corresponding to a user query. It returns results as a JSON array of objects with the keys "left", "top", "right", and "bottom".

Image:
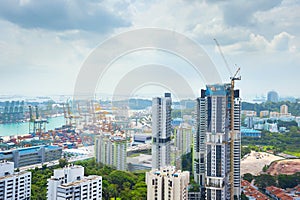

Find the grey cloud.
[
  {"left": 222, "top": 0, "right": 282, "bottom": 27},
  {"left": 0, "top": 0, "right": 130, "bottom": 32}
]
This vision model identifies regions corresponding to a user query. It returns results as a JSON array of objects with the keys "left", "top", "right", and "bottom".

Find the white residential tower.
[
  {"left": 0, "top": 161, "right": 31, "bottom": 200},
  {"left": 152, "top": 93, "right": 172, "bottom": 169}
]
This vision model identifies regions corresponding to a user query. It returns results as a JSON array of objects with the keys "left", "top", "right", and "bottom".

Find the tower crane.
[
  {"left": 214, "top": 38, "right": 233, "bottom": 76},
  {"left": 230, "top": 68, "right": 241, "bottom": 200},
  {"left": 214, "top": 38, "right": 241, "bottom": 199}
]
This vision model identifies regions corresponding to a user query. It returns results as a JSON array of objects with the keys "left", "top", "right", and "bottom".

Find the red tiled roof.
[
  {"left": 266, "top": 186, "right": 294, "bottom": 200},
  {"left": 242, "top": 180, "right": 269, "bottom": 200}
]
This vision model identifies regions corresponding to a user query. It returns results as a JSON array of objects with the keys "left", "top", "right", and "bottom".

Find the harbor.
[{"left": 0, "top": 115, "right": 65, "bottom": 137}]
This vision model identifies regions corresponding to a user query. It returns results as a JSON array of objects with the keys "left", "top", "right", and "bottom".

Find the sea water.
[{"left": 0, "top": 116, "right": 65, "bottom": 137}]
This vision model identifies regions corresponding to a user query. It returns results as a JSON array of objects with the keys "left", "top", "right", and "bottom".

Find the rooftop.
[
  {"left": 0, "top": 170, "right": 30, "bottom": 181},
  {"left": 58, "top": 175, "right": 102, "bottom": 188},
  {"left": 205, "top": 84, "right": 231, "bottom": 96}
]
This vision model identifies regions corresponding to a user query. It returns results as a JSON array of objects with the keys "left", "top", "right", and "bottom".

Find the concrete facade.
[
  {"left": 146, "top": 166, "right": 189, "bottom": 200},
  {"left": 193, "top": 84, "right": 241, "bottom": 199},
  {"left": 47, "top": 165, "right": 102, "bottom": 200},
  {"left": 152, "top": 93, "right": 172, "bottom": 169},
  {"left": 0, "top": 161, "right": 31, "bottom": 200}
]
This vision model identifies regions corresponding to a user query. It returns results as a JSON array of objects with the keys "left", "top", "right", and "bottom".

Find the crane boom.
[{"left": 214, "top": 38, "right": 233, "bottom": 76}]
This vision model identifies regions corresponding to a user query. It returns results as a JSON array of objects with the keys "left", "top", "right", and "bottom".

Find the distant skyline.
[{"left": 0, "top": 0, "right": 299, "bottom": 100}]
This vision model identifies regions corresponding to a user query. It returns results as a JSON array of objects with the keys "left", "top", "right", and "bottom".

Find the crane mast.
[{"left": 230, "top": 68, "right": 241, "bottom": 200}]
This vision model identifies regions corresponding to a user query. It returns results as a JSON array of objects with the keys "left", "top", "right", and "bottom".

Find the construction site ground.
[
  {"left": 241, "top": 151, "right": 283, "bottom": 175},
  {"left": 266, "top": 159, "right": 300, "bottom": 175}
]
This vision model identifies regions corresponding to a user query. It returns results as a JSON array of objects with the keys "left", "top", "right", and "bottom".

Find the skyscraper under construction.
[{"left": 193, "top": 84, "right": 241, "bottom": 199}]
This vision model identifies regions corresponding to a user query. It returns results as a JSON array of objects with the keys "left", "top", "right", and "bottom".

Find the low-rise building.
[
  {"left": 270, "top": 112, "right": 280, "bottom": 118},
  {"left": 0, "top": 145, "right": 62, "bottom": 168},
  {"left": 0, "top": 161, "right": 31, "bottom": 200},
  {"left": 242, "top": 110, "right": 257, "bottom": 117},
  {"left": 260, "top": 111, "right": 269, "bottom": 118},
  {"left": 241, "top": 180, "right": 269, "bottom": 200},
  {"left": 47, "top": 165, "right": 102, "bottom": 200},
  {"left": 241, "top": 128, "right": 262, "bottom": 138},
  {"left": 266, "top": 186, "right": 293, "bottom": 200}
]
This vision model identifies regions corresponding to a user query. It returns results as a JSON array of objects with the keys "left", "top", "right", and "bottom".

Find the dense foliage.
[
  {"left": 252, "top": 172, "right": 300, "bottom": 189},
  {"left": 242, "top": 128, "right": 300, "bottom": 157},
  {"left": 241, "top": 146, "right": 251, "bottom": 158},
  {"left": 181, "top": 150, "right": 193, "bottom": 172},
  {"left": 243, "top": 173, "right": 254, "bottom": 183},
  {"left": 30, "top": 159, "right": 147, "bottom": 200},
  {"left": 74, "top": 159, "right": 147, "bottom": 200},
  {"left": 30, "top": 165, "right": 54, "bottom": 200}
]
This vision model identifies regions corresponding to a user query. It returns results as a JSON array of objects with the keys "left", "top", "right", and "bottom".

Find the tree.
[
  {"left": 243, "top": 173, "right": 254, "bottom": 183},
  {"left": 262, "top": 165, "right": 268, "bottom": 172},
  {"left": 277, "top": 173, "right": 300, "bottom": 189},
  {"left": 241, "top": 146, "right": 251, "bottom": 158},
  {"left": 189, "top": 182, "right": 200, "bottom": 192},
  {"left": 289, "top": 126, "right": 298, "bottom": 133},
  {"left": 181, "top": 150, "right": 193, "bottom": 172},
  {"left": 58, "top": 158, "right": 68, "bottom": 168},
  {"left": 109, "top": 170, "right": 136, "bottom": 193},
  {"left": 241, "top": 192, "right": 249, "bottom": 200},
  {"left": 107, "top": 184, "right": 118, "bottom": 200},
  {"left": 42, "top": 164, "right": 47, "bottom": 170},
  {"left": 254, "top": 174, "right": 276, "bottom": 189}
]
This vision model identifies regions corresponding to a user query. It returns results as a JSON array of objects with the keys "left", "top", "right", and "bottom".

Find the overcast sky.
[{"left": 0, "top": 0, "right": 299, "bottom": 101}]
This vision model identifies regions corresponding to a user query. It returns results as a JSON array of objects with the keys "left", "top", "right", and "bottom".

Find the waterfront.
[{"left": 0, "top": 116, "right": 65, "bottom": 137}]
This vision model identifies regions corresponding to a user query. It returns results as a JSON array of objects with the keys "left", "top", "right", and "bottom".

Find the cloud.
[
  {"left": 221, "top": 0, "right": 282, "bottom": 27},
  {"left": 253, "top": 0, "right": 300, "bottom": 38},
  {"left": 0, "top": 0, "right": 130, "bottom": 32},
  {"left": 0, "top": 0, "right": 299, "bottom": 97},
  {"left": 221, "top": 31, "right": 295, "bottom": 53}
]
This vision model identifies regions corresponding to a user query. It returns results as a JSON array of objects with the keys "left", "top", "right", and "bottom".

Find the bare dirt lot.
[
  {"left": 266, "top": 159, "right": 300, "bottom": 175},
  {"left": 241, "top": 151, "right": 283, "bottom": 175}
]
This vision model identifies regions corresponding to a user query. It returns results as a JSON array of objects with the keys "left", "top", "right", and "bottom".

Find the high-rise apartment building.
[
  {"left": 95, "top": 133, "right": 127, "bottom": 170},
  {"left": 146, "top": 166, "right": 189, "bottom": 200},
  {"left": 174, "top": 125, "right": 193, "bottom": 156},
  {"left": 152, "top": 93, "right": 172, "bottom": 169},
  {"left": 47, "top": 165, "right": 102, "bottom": 200},
  {"left": 0, "top": 161, "right": 31, "bottom": 200},
  {"left": 193, "top": 84, "right": 241, "bottom": 199}
]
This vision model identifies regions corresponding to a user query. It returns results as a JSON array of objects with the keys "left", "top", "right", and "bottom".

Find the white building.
[
  {"left": 241, "top": 110, "right": 256, "bottom": 117},
  {"left": 95, "top": 133, "right": 127, "bottom": 170},
  {"left": 174, "top": 125, "right": 193, "bottom": 156},
  {"left": 193, "top": 84, "right": 241, "bottom": 199},
  {"left": 152, "top": 93, "right": 172, "bottom": 169},
  {"left": 146, "top": 166, "right": 189, "bottom": 200},
  {"left": 0, "top": 161, "right": 31, "bottom": 200},
  {"left": 47, "top": 165, "right": 102, "bottom": 200}
]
